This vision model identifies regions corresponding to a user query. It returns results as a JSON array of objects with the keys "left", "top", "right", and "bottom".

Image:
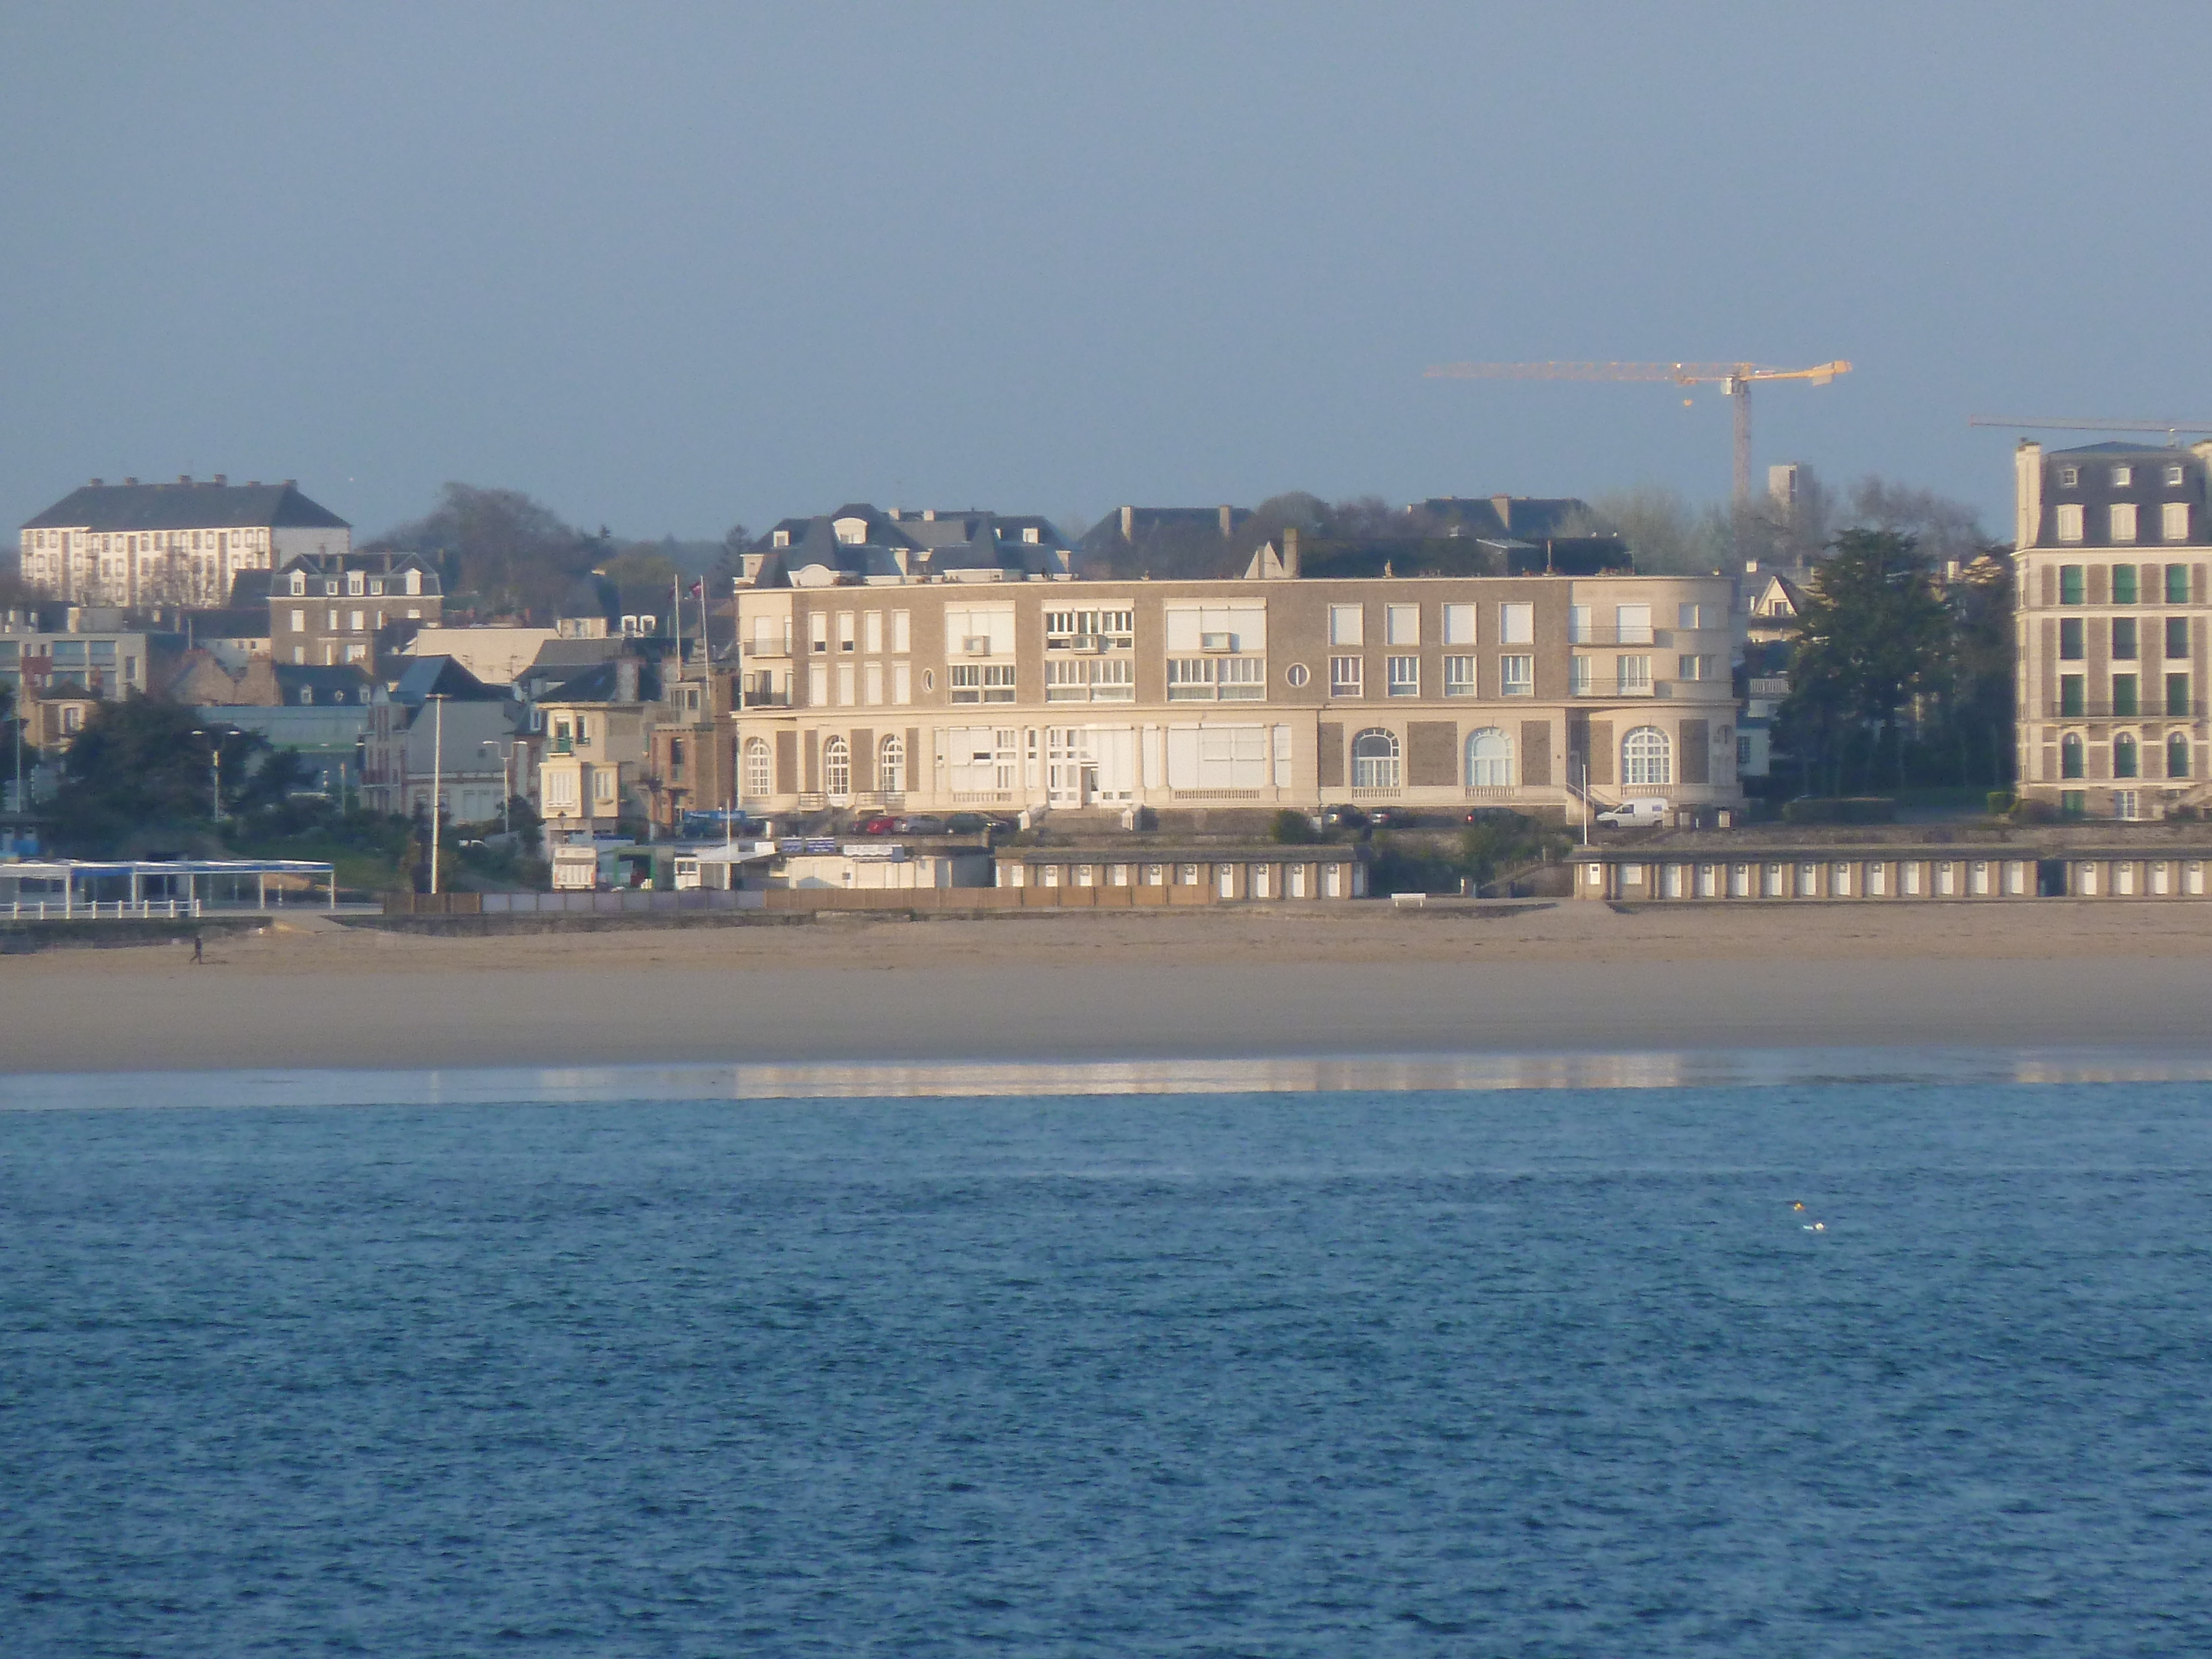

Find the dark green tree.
[
  {"left": 45, "top": 695, "right": 309, "bottom": 855},
  {"left": 1777, "top": 529, "right": 1950, "bottom": 794}
]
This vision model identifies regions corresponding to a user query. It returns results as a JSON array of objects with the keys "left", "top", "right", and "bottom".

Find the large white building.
[{"left": 18, "top": 476, "right": 351, "bottom": 608}]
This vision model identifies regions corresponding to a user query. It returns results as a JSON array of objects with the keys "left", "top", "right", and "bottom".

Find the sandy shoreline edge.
[{"left": 6, "top": 904, "right": 2209, "bottom": 1079}]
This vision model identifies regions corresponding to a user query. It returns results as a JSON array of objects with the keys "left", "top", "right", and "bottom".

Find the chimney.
[
  {"left": 1491, "top": 494, "right": 1513, "bottom": 533},
  {"left": 922, "top": 508, "right": 935, "bottom": 521},
  {"left": 89, "top": 478, "right": 102, "bottom": 487},
  {"left": 615, "top": 657, "right": 639, "bottom": 704},
  {"left": 178, "top": 474, "right": 191, "bottom": 484},
  {"left": 212, "top": 473, "right": 227, "bottom": 485},
  {"left": 1282, "top": 526, "right": 1301, "bottom": 578},
  {"left": 124, "top": 477, "right": 138, "bottom": 486},
  {"left": 1218, "top": 504, "right": 1233, "bottom": 537},
  {"left": 1120, "top": 505, "right": 1135, "bottom": 541}
]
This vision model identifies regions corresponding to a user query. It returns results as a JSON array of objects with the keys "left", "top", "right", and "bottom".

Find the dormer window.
[
  {"left": 2112, "top": 465, "right": 2133, "bottom": 487},
  {"left": 404, "top": 570, "right": 421, "bottom": 596},
  {"left": 1022, "top": 526, "right": 1041, "bottom": 544},
  {"left": 368, "top": 578, "right": 383, "bottom": 596},
  {"left": 289, "top": 571, "right": 306, "bottom": 596},
  {"left": 347, "top": 572, "right": 364, "bottom": 596},
  {"left": 833, "top": 518, "right": 868, "bottom": 546},
  {"left": 325, "top": 580, "right": 340, "bottom": 597},
  {"left": 2167, "top": 465, "right": 2187, "bottom": 487},
  {"left": 2059, "top": 466, "right": 2079, "bottom": 488},
  {"left": 772, "top": 530, "right": 790, "bottom": 547}
]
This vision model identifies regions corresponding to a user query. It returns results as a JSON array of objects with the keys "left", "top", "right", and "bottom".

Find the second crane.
[{"left": 1424, "top": 359, "right": 1852, "bottom": 509}]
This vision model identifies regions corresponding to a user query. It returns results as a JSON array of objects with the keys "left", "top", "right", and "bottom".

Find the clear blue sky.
[{"left": 3, "top": 2, "right": 2202, "bottom": 544}]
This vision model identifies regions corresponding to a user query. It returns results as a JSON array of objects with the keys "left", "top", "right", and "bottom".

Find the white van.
[{"left": 1595, "top": 796, "right": 1670, "bottom": 828}]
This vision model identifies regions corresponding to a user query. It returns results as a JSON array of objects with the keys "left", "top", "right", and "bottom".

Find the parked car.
[
  {"left": 1463, "top": 806, "right": 1525, "bottom": 826},
  {"left": 854, "top": 813, "right": 900, "bottom": 835},
  {"left": 1366, "top": 806, "right": 1415, "bottom": 829},
  {"left": 1594, "top": 796, "right": 1671, "bottom": 829},
  {"left": 1318, "top": 804, "right": 1369, "bottom": 831},
  {"left": 894, "top": 813, "right": 947, "bottom": 836},
  {"left": 944, "top": 812, "right": 992, "bottom": 835}
]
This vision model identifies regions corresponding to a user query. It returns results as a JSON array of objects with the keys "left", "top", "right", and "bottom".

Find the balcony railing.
[
  {"left": 2046, "top": 700, "right": 2206, "bottom": 719},
  {"left": 1568, "top": 627, "right": 1657, "bottom": 646}
]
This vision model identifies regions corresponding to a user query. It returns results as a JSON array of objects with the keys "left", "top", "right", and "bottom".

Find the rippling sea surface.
[{"left": 5, "top": 1060, "right": 2211, "bottom": 1656}]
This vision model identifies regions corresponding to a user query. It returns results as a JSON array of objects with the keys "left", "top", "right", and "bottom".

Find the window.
[
  {"left": 2059, "top": 674, "right": 2085, "bottom": 716},
  {"left": 2112, "top": 465, "right": 2133, "bottom": 487},
  {"left": 2114, "top": 732, "right": 2140, "bottom": 778},
  {"left": 349, "top": 609, "right": 366, "bottom": 631},
  {"left": 2062, "top": 790, "right": 2085, "bottom": 817},
  {"left": 1466, "top": 727, "right": 1512, "bottom": 787},
  {"left": 1044, "top": 608, "right": 1136, "bottom": 649},
  {"left": 837, "top": 662, "right": 856, "bottom": 706},
  {"left": 289, "top": 571, "right": 306, "bottom": 596},
  {"left": 2059, "top": 617, "right": 2084, "bottom": 659},
  {"left": 837, "top": 612, "right": 855, "bottom": 653},
  {"left": 2056, "top": 507, "right": 2085, "bottom": 545},
  {"left": 810, "top": 613, "right": 828, "bottom": 653},
  {"left": 864, "top": 611, "right": 883, "bottom": 654},
  {"left": 2113, "top": 617, "right": 2138, "bottom": 659},
  {"left": 823, "top": 737, "right": 851, "bottom": 797},
  {"left": 1047, "top": 657, "right": 1136, "bottom": 702},
  {"left": 1167, "top": 659, "right": 1212, "bottom": 700},
  {"left": 808, "top": 664, "right": 828, "bottom": 706},
  {"left": 1622, "top": 726, "right": 1671, "bottom": 786},
  {"left": 2060, "top": 564, "right": 2085, "bottom": 602},
  {"left": 2111, "top": 503, "right": 2139, "bottom": 544},
  {"left": 1568, "top": 604, "right": 1593, "bottom": 643},
  {"left": 2169, "top": 564, "right": 2193, "bottom": 604},
  {"left": 2166, "top": 464, "right": 2186, "bottom": 487},
  {"left": 1443, "top": 603, "right": 1477, "bottom": 645},
  {"left": 1569, "top": 656, "right": 1592, "bottom": 696},
  {"left": 1285, "top": 663, "right": 1310, "bottom": 687},
  {"left": 2113, "top": 673, "right": 2138, "bottom": 717},
  {"left": 1386, "top": 604, "right": 1420, "bottom": 646},
  {"left": 1678, "top": 602, "right": 1712, "bottom": 630},
  {"left": 1677, "top": 654, "right": 1717, "bottom": 680},
  {"left": 879, "top": 733, "right": 905, "bottom": 793},
  {"left": 744, "top": 738, "right": 771, "bottom": 798},
  {"left": 2166, "top": 503, "right": 2192, "bottom": 543},
  {"left": 1614, "top": 604, "right": 1652, "bottom": 644},
  {"left": 1499, "top": 655, "right": 1533, "bottom": 696},
  {"left": 289, "top": 609, "right": 305, "bottom": 630},
  {"left": 1350, "top": 728, "right": 1401, "bottom": 789},
  {"left": 2059, "top": 465, "right": 2079, "bottom": 487},
  {"left": 864, "top": 661, "right": 884, "bottom": 705},
  {"left": 2168, "top": 617, "right": 2190, "bottom": 659},
  {"left": 1329, "top": 605, "right": 1364, "bottom": 646},
  {"left": 892, "top": 610, "right": 911, "bottom": 653},
  {"left": 2169, "top": 673, "right": 2192, "bottom": 717},
  {"left": 347, "top": 571, "right": 364, "bottom": 596},
  {"left": 344, "top": 642, "right": 367, "bottom": 664},
  {"left": 1330, "top": 655, "right": 1363, "bottom": 697},
  {"left": 1500, "top": 602, "right": 1534, "bottom": 644},
  {"left": 893, "top": 661, "right": 912, "bottom": 704},
  {"left": 951, "top": 664, "right": 1016, "bottom": 703},
  {"left": 1443, "top": 655, "right": 1477, "bottom": 697},
  {"left": 2115, "top": 790, "right": 2141, "bottom": 822},
  {"left": 1616, "top": 655, "right": 1652, "bottom": 695},
  {"left": 1387, "top": 655, "right": 1419, "bottom": 697},
  {"left": 1166, "top": 726, "right": 1270, "bottom": 791},
  {"left": 2060, "top": 733, "right": 2085, "bottom": 778},
  {"left": 2113, "top": 565, "right": 2138, "bottom": 604},
  {"left": 2169, "top": 734, "right": 2190, "bottom": 778}
]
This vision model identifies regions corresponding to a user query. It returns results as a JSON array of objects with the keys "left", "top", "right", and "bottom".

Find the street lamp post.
[
  {"left": 190, "top": 728, "right": 223, "bottom": 826},
  {"left": 481, "top": 739, "right": 512, "bottom": 836},
  {"left": 427, "top": 693, "right": 447, "bottom": 896}
]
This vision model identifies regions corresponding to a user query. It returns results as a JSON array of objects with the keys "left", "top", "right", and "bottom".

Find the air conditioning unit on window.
[
  {"left": 963, "top": 637, "right": 992, "bottom": 655},
  {"left": 1200, "top": 632, "right": 1233, "bottom": 653}
]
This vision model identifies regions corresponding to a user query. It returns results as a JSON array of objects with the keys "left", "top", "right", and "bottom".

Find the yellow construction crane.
[{"left": 1424, "top": 359, "right": 1852, "bottom": 508}]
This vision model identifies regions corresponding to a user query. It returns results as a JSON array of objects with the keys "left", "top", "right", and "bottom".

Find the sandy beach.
[{"left": 4, "top": 902, "right": 2208, "bottom": 1076}]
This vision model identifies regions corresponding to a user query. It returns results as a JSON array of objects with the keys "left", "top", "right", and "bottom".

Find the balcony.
[
  {"left": 1568, "top": 626, "right": 1656, "bottom": 646},
  {"left": 2045, "top": 700, "right": 2206, "bottom": 719},
  {"left": 549, "top": 738, "right": 575, "bottom": 755}
]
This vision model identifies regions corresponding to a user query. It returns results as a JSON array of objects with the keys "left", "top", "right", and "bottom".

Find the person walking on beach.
[{"left": 190, "top": 929, "right": 204, "bottom": 965}]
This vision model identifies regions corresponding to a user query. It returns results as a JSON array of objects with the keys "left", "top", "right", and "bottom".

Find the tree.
[
  {"left": 1777, "top": 529, "right": 1951, "bottom": 794},
  {"left": 366, "top": 483, "right": 603, "bottom": 620},
  {"left": 1585, "top": 485, "right": 1730, "bottom": 575},
  {"left": 44, "top": 696, "right": 309, "bottom": 855}
]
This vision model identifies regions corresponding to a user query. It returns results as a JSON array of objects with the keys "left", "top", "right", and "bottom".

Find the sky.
[{"left": 3, "top": 2, "right": 2205, "bottom": 546}]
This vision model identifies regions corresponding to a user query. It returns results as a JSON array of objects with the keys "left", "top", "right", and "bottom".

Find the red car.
[{"left": 854, "top": 814, "right": 899, "bottom": 835}]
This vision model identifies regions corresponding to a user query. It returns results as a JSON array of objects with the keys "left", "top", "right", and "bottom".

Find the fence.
[{"left": 385, "top": 883, "right": 1302, "bottom": 918}]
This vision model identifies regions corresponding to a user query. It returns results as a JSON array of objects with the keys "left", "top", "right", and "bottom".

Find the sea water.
[{"left": 3, "top": 1062, "right": 2209, "bottom": 1655}]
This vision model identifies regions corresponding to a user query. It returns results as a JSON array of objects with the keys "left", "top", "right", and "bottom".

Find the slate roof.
[
  {"left": 274, "top": 664, "right": 374, "bottom": 706},
  {"left": 533, "top": 657, "right": 662, "bottom": 705},
  {"left": 387, "top": 656, "right": 502, "bottom": 705},
  {"left": 23, "top": 479, "right": 349, "bottom": 533}
]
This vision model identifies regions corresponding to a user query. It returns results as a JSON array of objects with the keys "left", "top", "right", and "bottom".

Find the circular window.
[
  {"left": 921, "top": 668, "right": 936, "bottom": 692},
  {"left": 1285, "top": 662, "right": 1310, "bottom": 687}
]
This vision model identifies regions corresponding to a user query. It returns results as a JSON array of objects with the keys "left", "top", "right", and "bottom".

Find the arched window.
[
  {"left": 2169, "top": 733, "right": 2190, "bottom": 779},
  {"left": 1622, "top": 726, "right": 1672, "bottom": 787},
  {"left": 2060, "top": 733, "right": 2085, "bottom": 779},
  {"left": 744, "top": 737, "right": 771, "bottom": 799},
  {"left": 1350, "top": 728, "right": 1401, "bottom": 789},
  {"left": 880, "top": 732, "right": 905, "bottom": 794},
  {"left": 1465, "top": 727, "right": 1514, "bottom": 788},
  {"left": 823, "top": 735, "right": 851, "bottom": 798},
  {"left": 2114, "top": 733, "right": 2139, "bottom": 779}
]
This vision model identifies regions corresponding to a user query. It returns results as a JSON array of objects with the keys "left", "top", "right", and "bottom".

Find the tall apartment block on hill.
[{"left": 18, "top": 476, "right": 351, "bottom": 608}]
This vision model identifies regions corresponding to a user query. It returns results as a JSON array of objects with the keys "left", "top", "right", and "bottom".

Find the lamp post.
[
  {"left": 426, "top": 693, "right": 447, "bottom": 895},
  {"left": 189, "top": 727, "right": 223, "bottom": 826},
  {"left": 481, "top": 738, "right": 513, "bottom": 836}
]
